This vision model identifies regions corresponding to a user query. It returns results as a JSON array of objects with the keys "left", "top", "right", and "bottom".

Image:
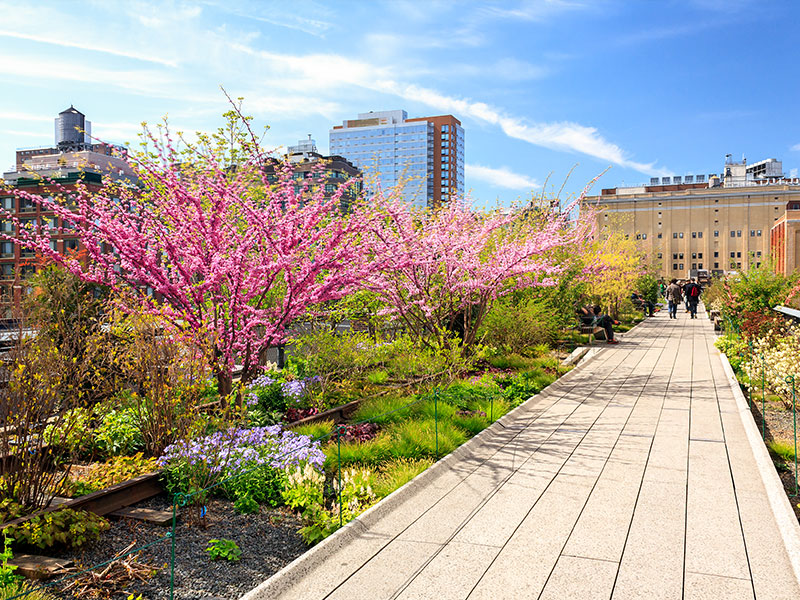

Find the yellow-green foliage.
[
  {"left": 373, "top": 458, "right": 433, "bottom": 498},
  {"left": 66, "top": 453, "right": 159, "bottom": 497},
  {"left": 289, "top": 420, "right": 335, "bottom": 442}
]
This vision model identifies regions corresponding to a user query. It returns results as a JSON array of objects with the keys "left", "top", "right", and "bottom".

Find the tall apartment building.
[
  {"left": 585, "top": 157, "right": 800, "bottom": 279},
  {"left": 329, "top": 110, "right": 464, "bottom": 208},
  {"left": 1, "top": 107, "right": 133, "bottom": 317}
]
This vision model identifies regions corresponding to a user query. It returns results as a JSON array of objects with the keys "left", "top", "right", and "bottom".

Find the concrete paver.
[{"left": 242, "top": 308, "right": 800, "bottom": 600}]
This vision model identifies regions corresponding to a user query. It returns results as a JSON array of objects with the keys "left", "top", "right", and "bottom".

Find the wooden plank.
[
  {"left": 109, "top": 506, "right": 174, "bottom": 526},
  {"left": 9, "top": 554, "right": 73, "bottom": 580},
  {"left": 0, "top": 471, "right": 163, "bottom": 530}
]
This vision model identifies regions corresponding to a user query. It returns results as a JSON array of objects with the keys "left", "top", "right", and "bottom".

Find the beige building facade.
[{"left": 586, "top": 158, "right": 800, "bottom": 280}]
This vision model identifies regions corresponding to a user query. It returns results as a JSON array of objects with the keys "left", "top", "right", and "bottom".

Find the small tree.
[
  {"left": 1, "top": 111, "right": 381, "bottom": 398},
  {"left": 366, "top": 193, "right": 595, "bottom": 353}
]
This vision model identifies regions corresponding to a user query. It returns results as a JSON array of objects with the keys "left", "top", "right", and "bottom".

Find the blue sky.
[{"left": 1, "top": 0, "right": 798, "bottom": 207}]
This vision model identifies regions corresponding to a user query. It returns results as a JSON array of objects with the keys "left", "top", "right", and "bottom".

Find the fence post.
[
  {"left": 336, "top": 424, "right": 343, "bottom": 527},
  {"left": 787, "top": 375, "right": 798, "bottom": 497},
  {"left": 748, "top": 340, "right": 753, "bottom": 410},
  {"left": 434, "top": 388, "right": 439, "bottom": 460},
  {"left": 761, "top": 353, "right": 766, "bottom": 440},
  {"left": 170, "top": 494, "right": 185, "bottom": 600}
]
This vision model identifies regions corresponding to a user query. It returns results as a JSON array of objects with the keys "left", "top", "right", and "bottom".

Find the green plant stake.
[
  {"left": 761, "top": 353, "right": 766, "bottom": 440},
  {"left": 787, "top": 375, "right": 798, "bottom": 497},
  {"left": 490, "top": 395, "right": 494, "bottom": 422},
  {"left": 434, "top": 388, "right": 439, "bottom": 460},
  {"left": 170, "top": 494, "right": 184, "bottom": 600},
  {"left": 337, "top": 424, "right": 343, "bottom": 528},
  {"left": 748, "top": 340, "right": 753, "bottom": 411}
]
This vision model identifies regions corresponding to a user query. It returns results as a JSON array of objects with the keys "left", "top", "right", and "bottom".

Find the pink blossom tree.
[
  {"left": 366, "top": 192, "right": 596, "bottom": 352},
  {"left": 1, "top": 117, "right": 382, "bottom": 396}
]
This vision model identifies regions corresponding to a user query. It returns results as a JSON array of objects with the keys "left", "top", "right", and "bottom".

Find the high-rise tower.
[{"left": 329, "top": 110, "right": 464, "bottom": 208}]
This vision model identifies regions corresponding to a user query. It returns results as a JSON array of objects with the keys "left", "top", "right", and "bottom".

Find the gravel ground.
[{"left": 50, "top": 495, "right": 307, "bottom": 600}]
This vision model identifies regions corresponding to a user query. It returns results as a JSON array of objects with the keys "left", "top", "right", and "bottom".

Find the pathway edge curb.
[
  {"left": 716, "top": 344, "right": 800, "bottom": 584},
  {"left": 239, "top": 344, "right": 612, "bottom": 599}
]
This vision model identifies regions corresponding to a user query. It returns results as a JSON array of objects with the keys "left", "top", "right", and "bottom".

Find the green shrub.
[
  {"left": 42, "top": 407, "right": 95, "bottom": 457},
  {"left": 502, "top": 370, "right": 556, "bottom": 406},
  {"left": 480, "top": 296, "right": 562, "bottom": 355},
  {"left": 206, "top": 538, "right": 241, "bottom": 562},
  {"left": 94, "top": 407, "right": 145, "bottom": 457},
  {"left": 3, "top": 508, "right": 109, "bottom": 550},
  {"left": 373, "top": 458, "right": 433, "bottom": 498}
]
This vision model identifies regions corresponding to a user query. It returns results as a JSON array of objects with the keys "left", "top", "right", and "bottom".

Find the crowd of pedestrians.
[{"left": 664, "top": 277, "right": 702, "bottom": 319}]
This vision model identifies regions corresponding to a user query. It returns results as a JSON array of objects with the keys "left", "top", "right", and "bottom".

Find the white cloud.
[
  {"left": 467, "top": 163, "right": 539, "bottom": 190},
  {"left": 0, "top": 111, "right": 53, "bottom": 123},
  {"left": 0, "top": 29, "right": 178, "bottom": 67},
  {"left": 376, "top": 81, "right": 670, "bottom": 177},
  {"left": 790, "top": 143, "right": 800, "bottom": 152}
]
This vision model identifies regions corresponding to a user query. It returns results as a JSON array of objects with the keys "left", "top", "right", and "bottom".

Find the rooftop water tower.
[{"left": 55, "top": 105, "right": 91, "bottom": 149}]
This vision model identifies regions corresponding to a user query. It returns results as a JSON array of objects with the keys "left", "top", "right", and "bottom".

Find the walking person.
[
  {"left": 685, "top": 278, "right": 702, "bottom": 319},
  {"left": 682, "top": 279, "right": 692, "bottom": 312},
  {"left": 665, "top": 278, "right": 682, "bottom": 319}
]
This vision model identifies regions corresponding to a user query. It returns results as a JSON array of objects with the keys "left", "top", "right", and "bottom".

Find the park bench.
[{"left": 576, "top": 313, "right": 607, "bottom": 344}]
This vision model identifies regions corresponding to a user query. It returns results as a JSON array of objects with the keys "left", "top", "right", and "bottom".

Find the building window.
[
  {"left": 657, "top": 253, "right": 662, "bottom": 259},
  {"left": 673, "top": 263, "right": 678, "bottom": 270},
  {"left": 692, "top": 232, "right": 697, "bottom": 238},
  {"left": 730, "top": 252, "right": 735, "bottom": 258},
  {"left": 0, "top": 264, "right": 14, "bottom": 279},
  {"left": 730, "top": 231, "right": 735, "bottom": 238},
  {"left": 0, "top": 242, "right": 13, "bottom": 258},
  {"left": 679, "top": 263, "right": 684, "bottom": 270},
  {"left": 679, "top": 232, "right": 684, "bottom": 238},
  {"left": 679, "top": 253, "right": 684, "bottom": 259},
  {"left": 0, "top": 220, "right": 13, "bottom": 234},
  {"left": 714, "top": 230, "right": 719, "bottom": 237},
  {"left": 714, "top": 251, "right": 719, "bottom": 257},
  {"left": 750, "top": 230, "right": 755, "bottom": 237},
  {"left": 737, "top": 262, "right": 742, "bottom": 268},
  {"left": 736, "top": 252, "right": 741, "bottom": 258},
  {"left": 698, "top": 252, "right": 703, "bottom": 259},
  {"left": 714, "top": 262, "right": 719, "bottom": 269},
  {"left": 692, "top": 253, "right": 697, "bottom": 259},
  {"left": 737, "top": 230, "right": 742, "bottom": 237},
  {"left": 698, "top": 263, "right": 703, "bottom": 269},
  {"left": 756, "top": 251, "right": 762, "bottom": 257},
  {"left": 1, "top": 197, "right": 13, "bottom": 211},
  {"left": 757, "top": 230, "right": 762, "bottom": 236},
  {"left": 657, "top": 233, "right": 662, "bottom": 239},
  {"left": 756, "top": 262, "right": 761, "bottom": 267},
  {"left": 19, "top": 198, "right": 37, "bottom": 213},
  {"left": 20, "top": 265, "right": 35, "bottom": 280},
  {"left": 64, "top": 239, "right": 79, "bottom": 252},
  {"left": 697, "top": 231, "right": 703, "bottom": 238},
  {"left": 673, "top": 232, "right": 678, "bottom": 239},
  {"left": 641, "top": 233, "right": 647, "bottom": 240},
  {"left": 673, "top": 253, "right": 678, "bottom": 260},
  {"left": 692, "top": 263, "right": 697, "bottom": 270}
]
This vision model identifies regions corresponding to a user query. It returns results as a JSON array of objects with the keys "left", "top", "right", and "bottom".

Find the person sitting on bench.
[{"left": 578, "top": 305, "right": 620, "bottom": 344}]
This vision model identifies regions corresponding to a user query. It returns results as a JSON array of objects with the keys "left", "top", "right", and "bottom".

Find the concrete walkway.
[{"left": 244, "top": 307, "right": 800, "bottom": 600}]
